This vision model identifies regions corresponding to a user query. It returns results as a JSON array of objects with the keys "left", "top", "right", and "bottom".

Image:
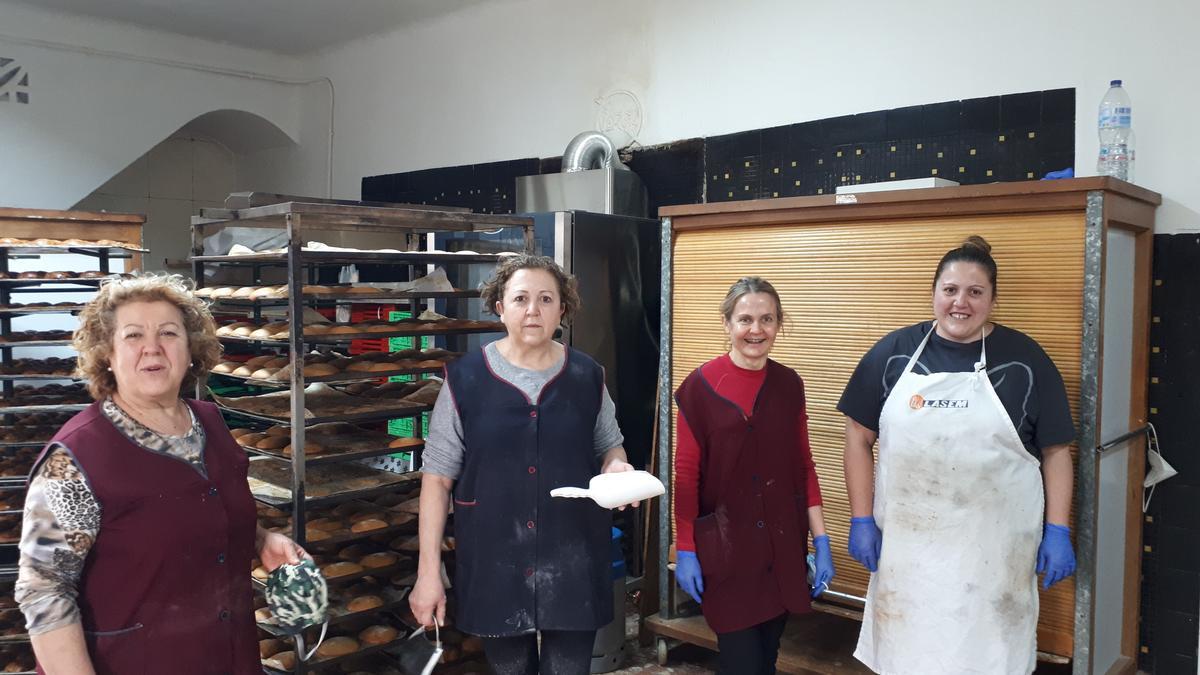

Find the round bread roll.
[
  {"left": 210, "top": 287, "right": 237, "bottom": 299},
  {"left": 388, "top": 436, "right": 423, "bottom": 449},
  {"left": 228, "top": 428, "right": 254, "bottom": 439},
  {"left": 259, "top": 321, "right": 289, "bottom": 333},
  {"left": 245, "top": 355, "right": 276, "bottom": 368},
  {"left": 321, "top": 561, "right": 363, "bottom": 579},
  {"left": 346, "top": 594, "right": 385, "bottom": 613},
  {"left": 211, "top": 361, "right": 236, "bottom": 374},
  {"left": 231, "top": 286, "right": 257, "bottom": 298},
  {"left": 253, "top": 607, "right": 272, "bottom": 621},
  {"left": 358, "top": 625, "right": 399, "bottom": 646},
  {"left": 304, "top": 528, "right": 331, "bottom": 543},
  {"left": 265, "top": 426, "right": 290, "bottom": 437},
  {"left": 336, "top": 543, "right": 372, "bottom": 561},
  {"left": 232, "top": 325, "right": 257, "bottom": 337},
  {"left": 250, "top": 368, "right": 278, "bottom": 379},
  {"left": 47, "top": 271, "right": 76, "bottom": 279},
  {"left": 263, "top": 357, "right": 291, "bottom": 369},
  {"left": 303, "top": 363, "right": 338, "bottom": 377},
  {"left": 252, "top": 566, "right": 269, "bottom": 582},
  {"left": 263, "top": 650, "right": 295, "bottom": 671},
  {"left": 359, "top": 552, "right": 398, "bottom": 569},
  {"left": 248, "top": 328, "right": 275, "bottom": 339},
  {"left": 314, "top": 636, "right": 359, "bottom": 660},
  {"left": 18, "top": 271, "right": 41, "bottom": 279},
  {"left": 238, "top": 432, "right": 266, "bottom": 447},
  {"left": 255, "top": 436, "right": 290, "bottom": 450},
  {"left": 350, "top": 518, "right": 388, "bottom": 534},
  {"left": 231, "top": 365, "right": 255, "bottom": 377},
  {"left": 306, "top": 517, "right": 343, "bottom": 532},
  {"left": 250, "top": 286, "right": 282, "bottom": 299},
  {"left": 259, "top": 638, "right": 286, "bottom": 658},
  {"left": 282, "top": 441, "right": 325, "bottom": 457}
]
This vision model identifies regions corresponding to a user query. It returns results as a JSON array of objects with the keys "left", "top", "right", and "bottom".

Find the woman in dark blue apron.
[{"left": 410, "top": 254, "right": 634, "bottom": 675}]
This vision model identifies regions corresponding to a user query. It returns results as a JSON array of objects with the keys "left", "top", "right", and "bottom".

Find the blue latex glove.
[
  {"left": 810, "top": 534, "right": 835, "bottom": 598},
  {"left": 1037, "top": 523, "right": 1076, "bottom": 589},
  {"left": 675, "top": 551, "right": 704, "bottom": 604},
  {"left": 849, "top": 516, "right": 882, "bottom": 572}
]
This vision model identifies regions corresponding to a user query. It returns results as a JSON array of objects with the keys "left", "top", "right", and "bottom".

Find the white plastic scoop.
[{"left": 550, "top": 471, "right": 666, "bottom": 509}]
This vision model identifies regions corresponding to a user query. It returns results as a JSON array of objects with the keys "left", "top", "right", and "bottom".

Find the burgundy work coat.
[
  {"left": 31, "top": 400, "right": 260, "bottom": 675},
  {"left": 674, "top": 359, "right": 812, "bottom": 633}
]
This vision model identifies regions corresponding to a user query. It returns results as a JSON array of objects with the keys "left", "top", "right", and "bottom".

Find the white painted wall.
[
  {"left": 308, "top": 0, "right": 1200, "bottom": 233},
  {"left": 0, "top": 1, "right": 317, "bottom": 210}
]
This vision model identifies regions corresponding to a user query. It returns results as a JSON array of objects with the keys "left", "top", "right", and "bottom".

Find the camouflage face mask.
[{"left": 266, "top": 559, "right": 329, "bottom": 634}]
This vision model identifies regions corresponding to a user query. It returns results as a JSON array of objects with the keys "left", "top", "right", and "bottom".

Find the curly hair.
[
  {"left": 479, "top": 254, "right": 581, "bottom": 326},
  {"left": 74, "top": 273, "right": 222, "bottom": 400}
]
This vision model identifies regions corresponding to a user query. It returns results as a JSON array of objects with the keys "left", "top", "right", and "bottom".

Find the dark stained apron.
[{"left": 446, "top": 347, "right": 613, "bottom": 636}]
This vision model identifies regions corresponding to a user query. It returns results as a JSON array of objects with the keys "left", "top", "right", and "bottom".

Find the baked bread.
[
  {"left": 282, "top": 441, "right": 326, "bottom": 457},
  {"left": 336, "top": 543, "right": 372, "bottom": 561},
  {"left": 306, "top": 517, "right": 343, "bottom": 532},
  {"left": 255, "top": 436, "right": 290, "bottom": 450},
  {"left": 303, "top": 323, "right": 331, "bottom": 335},
  {"left": 211, "top": 362, "right": 237, "bottom": 374},
  {"left": 238, "top": 432, "right": 266, "bottom": 447},
  {"left": 321, "top": 562, "right": 363, "bottom": 579},
  {"left": 346, "top": 594, "right": 384, "bottom": 613},
  {"left": 350, "top": 518, "right": 388, "bottom": 534},
  {"left": 327, "top": 325, "right": 359, "bottom": 335},
  {"left": 303, "top": 363, "right": 338, "bottom": 377},
  {"left": 263, "top": 650, "right": 295, "bottom": 671},
  {"left": 388, "top": 437, "right": 422, "bottom": 449},
  {"left": 358, "top": 625, "right": 398, "bottom": 646},
  {"left": 228, "top": 428, "right": 254, "bottom": 439},
  {"left": 231, "top": 286, "right": 257, "bottom": 298},
  {"left": 314, "top": 636, "right": 359, "bottom": 659},
  {"left": 363, "top": 323, "right": 397, "bottom": 333},
  {"left": 232, "top": 325, "right": 257, "bottom": 337},
  {"left": 249, "top": 368, "right": 278, "bottom": 380},
  {"left": 304, "top": 528, "right": 332, "bottom": 543},
  {"left": 253, "top": 607, "right": 272, "bottom": 621},
  {"left": 265, "top": 425, "right": 290, "bottom": 437},
  {"left": 302, "top": 285, "right": 333, "bottom": 295},
  {"left": 359, "top": 552, "right": 398, "bottom": 569},
  {"left": 259, "top": 638, "right": 286, "bottom": 658},
  {"left": 245, "top": 355, "right": 276, "bottom": 368},
  {"left": 209, "top": 287, "right": 235, "bottom": 298},
  {"left": 231, "top": 364, "right": 255, "bottom": 377}
]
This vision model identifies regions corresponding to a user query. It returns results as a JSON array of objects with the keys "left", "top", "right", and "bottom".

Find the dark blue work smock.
[{"left": 445, "top": 346, "right": 613, "bottom": 636}]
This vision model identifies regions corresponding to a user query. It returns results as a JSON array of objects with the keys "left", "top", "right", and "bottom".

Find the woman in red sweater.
[{"left": 673, "top": 276, "right": 833, "bottom": 675}]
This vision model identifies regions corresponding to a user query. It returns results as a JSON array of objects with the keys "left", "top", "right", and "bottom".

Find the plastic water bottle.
[{"left": 1097, "top": 80, "right": 1135, "bottom": 182}]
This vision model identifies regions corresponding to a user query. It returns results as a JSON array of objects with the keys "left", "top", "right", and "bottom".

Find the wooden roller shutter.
[{"left": 670, "top": 212, "right": 1083, "bottom": 657}]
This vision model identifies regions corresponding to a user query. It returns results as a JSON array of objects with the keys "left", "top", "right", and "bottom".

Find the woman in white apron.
[{"left": 838, "top": 236, "right": 1077, "bottom": 675}]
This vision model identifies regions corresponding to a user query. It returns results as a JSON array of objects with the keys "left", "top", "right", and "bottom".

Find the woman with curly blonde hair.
[{"left": 15, "top": 274, "right": 304, "bottom": 675}]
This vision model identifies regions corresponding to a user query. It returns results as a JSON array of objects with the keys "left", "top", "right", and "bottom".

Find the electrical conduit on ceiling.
[{"left": 0, "top": 33, "right": 336, "bottom": 198}]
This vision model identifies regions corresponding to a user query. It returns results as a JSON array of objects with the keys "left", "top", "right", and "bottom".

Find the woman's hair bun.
[{"left": 962, "top": 235, "right": 991, "bottom": 255}]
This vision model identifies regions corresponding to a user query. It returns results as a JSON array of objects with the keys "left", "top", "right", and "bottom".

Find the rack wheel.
[{"left": 656, "top": 637, "right": 669, "bottom": 666}]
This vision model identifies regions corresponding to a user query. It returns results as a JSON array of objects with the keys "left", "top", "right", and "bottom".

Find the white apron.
[{"left": 854, "top": 323, "right": 1044, "bottom": 675}]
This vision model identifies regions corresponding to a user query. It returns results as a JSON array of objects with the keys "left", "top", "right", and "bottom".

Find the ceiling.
[{"left": 8, "top": 0, "right": 492, "bottom": 55}]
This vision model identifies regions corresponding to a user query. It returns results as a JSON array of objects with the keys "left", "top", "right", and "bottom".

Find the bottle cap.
[{"left": 1111, "top": 79, "right": 1122, "bottom": 86}]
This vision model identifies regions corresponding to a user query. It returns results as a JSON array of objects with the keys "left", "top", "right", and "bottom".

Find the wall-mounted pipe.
[{"left": 562, "top": 131, "right": 629, "bottom": 172}]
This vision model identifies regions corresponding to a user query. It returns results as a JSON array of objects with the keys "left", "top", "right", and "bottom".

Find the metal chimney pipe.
[{"left": 562, "top": 131, "right": 629, "bottom": 173}]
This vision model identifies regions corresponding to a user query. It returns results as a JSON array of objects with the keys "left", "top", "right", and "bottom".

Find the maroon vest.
[
  {"left": 674, "top": 359, "right": 812, "bottom": 633},
  {"left": 32, "top": 400, "right": 260, "bottom": 675}
]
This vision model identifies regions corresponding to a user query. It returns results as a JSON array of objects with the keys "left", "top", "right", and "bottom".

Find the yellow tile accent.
[
  {"left": 1154, "top": 279, "right": 1162, "bottom": 286},
  {"left": 889, "top": 171, "right": 896, "bottom": 178},
  {"left": 959, "top": 166, "right": 966, "bottom": 173},
  {"left": 1150, "top": 407, "right": 1158, "bottom": 414},
  {"left": 744, "top": 185, "right": 749, "bottom": 191},
  {"left": 1151, "top": 377, "right": 1159, "bottom": 384},
  {"left": 1028, "top": 131, "right": 1036, "bottom": 139},
  {"left": 890, "top": 145, "right": 896, "bottom": 152},
  {"left": 773, "top": 192, "right": 779, "bottom": 198},
  {"left": 773, "top": 167, "right": 780, "bottom": 174},
  {"left": 999, "top": 134, "right": 1006, "bottom": 142},
  {"left": 931, "top": 168, "right": 939, "bottom": 175},
  {"left": 986, "top": 169, "right": 994, "bottom": 177},
  {"left": 1146, "top": 515, "right": 1154, "bottom": 523},
  {"left": 1152, "top": 347, "right": 1160, "bottom": 353},
  {"left": 817, "top": 188, "right": 824, "bottom": 194},
  {"left": 727, "top": 191, "right": 733, "bottom": 198},
  {"left": 818, "top": 158, "right": 824, "bottom": 165},
  {"left": 855, "top": 175, "right": 861, "bottom": 181},
  {"left": 1144, "top": 545, "right": 1152, "bottom": 553},
  {"left": 712, "top": 175, "right": 717, "bottom": 181},
  {"left": 837, "top": 150, "right": 843, "bottom": 157},
  {"left": 791, "top": 160, "right": 797, "bottom": 167},
  {"left": 795, "top": 180, "right": 801, "bottom": 186},
  {"left": 917, "top": 143, "right": 924, "bottom": 150},
  {"left": 841, "top": 175, "right": 848, "bottom": 182},
  {"left": 724, "top": 173, "right": 730, "bottom": 180},
  {"left": 970, "top": 148, "right": 977, "bottom": 155},
  {"left": 937, "top": 151, "right": 944, "bottom": 158},
  {"left": 744, "top": 160, "right": 751, "bottom": 168},
  {"left": 1140, "top": 646, "right": 1149, "bottom": 654},
  {"left": 1153, "top": 316, "right": 1160, "bottom": 323},
  {"left": 855, "top": 149, "right": 862, "bottom": 156},
  {"left": 1027, "top": 172, "right": 1035, "bottom": 179}
]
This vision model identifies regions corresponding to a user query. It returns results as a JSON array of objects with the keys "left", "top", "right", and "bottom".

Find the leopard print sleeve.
[{"left": 15, "top": 446, "right": 101, "bottom": 635}]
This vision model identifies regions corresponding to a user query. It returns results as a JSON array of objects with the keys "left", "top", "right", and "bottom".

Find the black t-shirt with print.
[{"left": 837, "top": 321, "right": 1076, "bottom": 459}]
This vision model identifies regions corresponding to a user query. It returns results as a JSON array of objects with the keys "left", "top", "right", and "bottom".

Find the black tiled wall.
[{"left": 1140, "top": 234, "right": 1200, "bottom": 674}]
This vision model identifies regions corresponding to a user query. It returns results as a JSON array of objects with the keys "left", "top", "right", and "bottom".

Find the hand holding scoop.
[{"left": 550, "top": 470, "right": 665, "bottom": 509}]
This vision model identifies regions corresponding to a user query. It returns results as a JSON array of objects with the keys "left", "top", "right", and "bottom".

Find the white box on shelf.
[{"left": 836, "top": 177, "right": 960, "bottom": 194}]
